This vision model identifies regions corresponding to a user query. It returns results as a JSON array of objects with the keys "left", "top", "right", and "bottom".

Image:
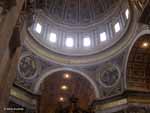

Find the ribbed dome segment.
[{"left": 39, "top": 0, "right": 119, "bottom": 26}]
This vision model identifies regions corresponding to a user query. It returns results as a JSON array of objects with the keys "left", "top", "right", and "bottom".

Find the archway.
[
  {"left": 35, "top": 68, "right": 99, "bottom": 113},
  {"left": 34, "top": 68, "right": 99, "bottom": 98},
  {"left": 126, "top": 34, "right": 150, "bottom": 91}
]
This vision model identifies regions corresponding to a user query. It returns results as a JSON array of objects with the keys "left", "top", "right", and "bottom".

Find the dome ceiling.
[
  {"left": 27, "top": 0, "right": 131, "bottom": 65},
  {"left": 39, "top": 0, "right": 120, "bottom": 26}
]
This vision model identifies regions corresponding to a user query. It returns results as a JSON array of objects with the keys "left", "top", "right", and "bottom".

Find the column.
[{"left": 0, "top": 0, "right": 25, "bottom": 112}]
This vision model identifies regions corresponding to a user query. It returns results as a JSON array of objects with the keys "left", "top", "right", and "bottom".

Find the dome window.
[
  {"left": 35, "top": 23, "right": 42, "bottom": 34},
  {"left": 49, "top": 33, "right": 57, "bottom": 43},
  {"left": 66, "top": 37, "right": 74, "bottom": 47},
  {"left": 83, "top": 37, "right": 91, "bottom": 47},
  {"left": 100, "top": 32, "right": 107, "bottom": 42},
  {"left": 114, "top": 22, "right": 120, "bottom": 33},
  {"left": 125, "top": 9, "right": 129, "bottom": 19}
]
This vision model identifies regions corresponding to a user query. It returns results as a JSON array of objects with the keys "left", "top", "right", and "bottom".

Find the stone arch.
[
  {"left": 125, "top": 30, "right": 150, "bottom": 91},
  {"left": 34, "top": 67, "right": 100, "bottom": 98}
]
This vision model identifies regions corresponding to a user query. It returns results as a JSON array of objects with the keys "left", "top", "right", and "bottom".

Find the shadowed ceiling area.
[
  {"left": 37, "top": 0, "right": 119, "bottom": 25},
  {"left": 127, "top": 35, "right": 150, "bottom": 91},
  {"left": 39, "top": 71, "right": 96, "bottom": 113}
]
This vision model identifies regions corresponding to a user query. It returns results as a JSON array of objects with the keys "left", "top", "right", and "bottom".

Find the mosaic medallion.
[
  {"left": 18, "top": 53, "right": 39, "bottom": 80},
  {"left": 99, "top": 64, "right": 120, "bottom": 87}
]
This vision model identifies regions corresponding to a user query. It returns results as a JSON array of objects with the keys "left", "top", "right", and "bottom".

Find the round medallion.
[
  {"left": 99, "top": 64, "right": 120, "bottom": 87},
  {"left": 18, "top": 53, "right": 39, "bottom": 80}
]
